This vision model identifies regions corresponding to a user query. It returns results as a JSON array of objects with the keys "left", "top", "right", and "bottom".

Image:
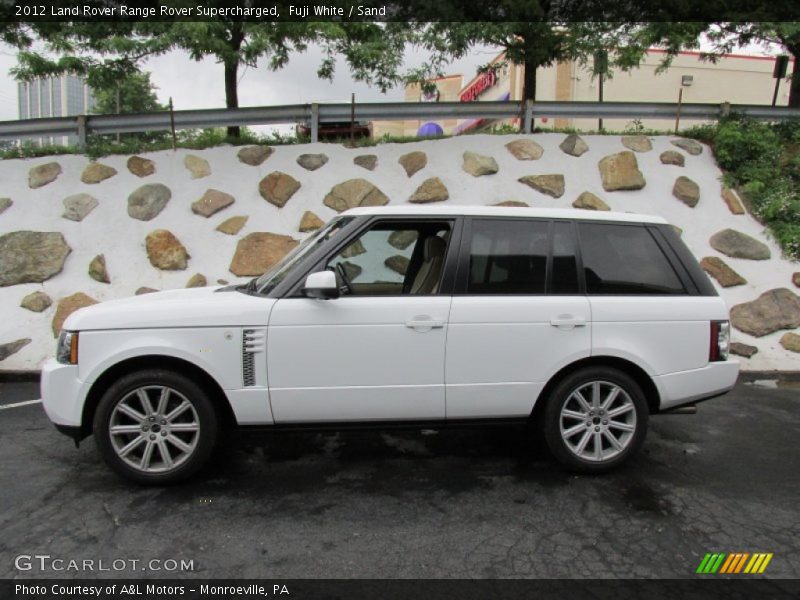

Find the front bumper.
[
  {"left": 653, "top": 360, "right": 740, "bottom": 411},
  {"left": 40, "top": 359, "right": 86, "bottom": 428}
]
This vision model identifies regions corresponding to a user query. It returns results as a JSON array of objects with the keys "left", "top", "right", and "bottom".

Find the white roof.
[{"left": 342, "top": 204, "right": 669, "bottom": 225}]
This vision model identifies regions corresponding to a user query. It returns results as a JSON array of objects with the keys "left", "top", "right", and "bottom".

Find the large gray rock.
[
  {"left": 385, "top": 255, "right": 410, "bottom": 275},
  {"left": 660, "top": 150, "right": 685, "bottom": 166},
  {"left": 505, "top": 139, "right": 543, "bottom": 160},
  {"left": 186, "top": 273, "right": 207, "bottom": 288},
  {"left": 730, "top": 288, "right": 800, "bottom": 337},
  {"left": 700, "top": 256, "right": 746, "bottom": 287},
  {"left": 409, "top": 177, "right": 449, "bottom": 203},
  {"left": 88, "top": 254, "right": 110, "bottom": 284},
  {"left": 62, "top": 193, "right": 99, "bottom": 222},
  {"left": 621, "top": 135, "right": 652, "bottom": 152},
  {"left": 573, "top": 191, "right": 609, "bottom": 211},
  {"left": 28, "top": 162, "right": 62, "bottom": 188},
  {"left": 0, "top": 338, "right": 31, "bottom": 361},
  {"left": 184, "top": 154, "right": 210, "bottom": 179},
  {"left": 721, "top": 187, "right": 745, "bottom": 215},
  {"left": 299, "top": 211, "right": 324, "bottom": 233},
  {"left": 730, "top": 342, "right": 758, "bottom": 358},
  {"left": 128, "top": 184, "right": 172, "bottom": 221},
  {"left": 237, "top": 145, "right": 273, "bottom": 166},
  {"left": 671, "top": 138, "right": 703, "bottom": 155},
  {"left": 598, "top": 151, "right": 646, "bottom": 191},
  {"left": 259, "top": 172, "right": 301, "bottom": 208},
  {"left": 709, "top": 229, "right": 770, "bottom": 260},
  {"left": 463, "top": 152, "right": 498, "bottom": 177},
  {"left": 518, "top": 174, "right": 565, "bottom": 198},
  {"left": 399, "top": 151, "right": 427, "bottom": 177},
  {"left": 780, "top": 332, "right": 800, "bottom": 353},
  {"left": 0, "top": 231, "right": 71, "bottom": 287},
  {"left": 559, "top": 134, "right": 589, "bottom": 157},
  {"left": 191, "top": 189, "right": 235, "bottom": 217},
  {"left": 52, "top": 293, "right": 98, "bottom": 337},
  {"left": 296, "top": 153, "right": 329, "bottom": 171},
  {"left": 216, "top": 216, "right": 248, "bottom": 235},
  {"left": 145, "top": 230, "right": 190, "bottom": 270},
  {"left": 127, "top": 155, "right": 156, "bottom": 177},
  {"left": 673, "top": 176, "right": 700, "bottom": 207},
  {"left": 388, "top": 230, "right": 418, "bottom": 250},
  {"left": 323, "top": 179, "right": 389, "bottom": 212},
  {"left": 354, "top": 154, "right": 377, "bottom": 171},
  {"left": 80, "top": 162, "right": 117, "bottom": 184},
  {"left": 0, "top": 198, "right": 13, "bottom": 215},
  {"left": 20, "top": 291, "right": 52, "bottom": 312},
  {"left": 230, "top": 232, "right": 298, "bottom": 277}
]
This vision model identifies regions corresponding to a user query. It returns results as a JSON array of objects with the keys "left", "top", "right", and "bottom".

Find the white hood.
[{"left": 64, "top": 287, "right": 274, "bottom": 331}]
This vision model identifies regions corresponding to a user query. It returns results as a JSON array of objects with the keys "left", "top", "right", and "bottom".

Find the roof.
[{"left": 342, "top": 205, "right": 669, "bottom": 225}]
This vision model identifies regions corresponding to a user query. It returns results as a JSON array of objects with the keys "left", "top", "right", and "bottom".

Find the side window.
[
  {"left": 468, "top": 219, "right": 548, "bottom": 294},
  {"left": 551, "top": 221, "right": 579, "bottom": 294},
  {"left": 578, "top": 223, "right": 685, "bottom": 295},
  {"left": 326, "top": 221, "right": 451, "bottom": 296}
]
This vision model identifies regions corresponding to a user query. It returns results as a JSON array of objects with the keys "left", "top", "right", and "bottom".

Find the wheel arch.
[
  {"left": 80, "top": 355, "right": 236, "bottom": 440},
  {"left": 531, "top": 356, "right": 661, "bottom": 422}
]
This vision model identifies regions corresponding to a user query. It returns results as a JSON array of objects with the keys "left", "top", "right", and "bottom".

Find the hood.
[{"left": 64, "top": 287, "right": 274, "bottom": 331}]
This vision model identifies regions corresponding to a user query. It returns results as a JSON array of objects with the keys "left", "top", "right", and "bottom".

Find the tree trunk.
[
  {"left": 224, "top": 59, "right": 240, "bottom": 138},
  {"left": 521, "top": 58, "right": 537, "bottom": 132},
  {"left": 788, "top": 47, "right": 800, "bottom": 108}
]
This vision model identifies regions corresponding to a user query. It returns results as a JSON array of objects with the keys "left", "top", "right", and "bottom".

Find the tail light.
[{"left": 709, "top": 320, "right": 730, "bottom": 362}]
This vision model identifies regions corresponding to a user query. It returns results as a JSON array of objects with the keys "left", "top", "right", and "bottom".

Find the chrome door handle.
[
  {"left": 550, "top": 315, "right": 587, "bottom": 329},
  {"left": 405, "top": 317, "right": 445, "bottom": 331}
]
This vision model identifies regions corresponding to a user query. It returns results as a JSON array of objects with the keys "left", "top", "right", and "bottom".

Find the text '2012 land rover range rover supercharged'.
[{"left": 42, "top": 206, "right": 739, "bottom": 483}]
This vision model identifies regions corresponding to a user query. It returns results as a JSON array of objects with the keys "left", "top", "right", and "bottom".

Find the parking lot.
[{"left": 0, "top": 377, "right": 798, "bottom": 579}]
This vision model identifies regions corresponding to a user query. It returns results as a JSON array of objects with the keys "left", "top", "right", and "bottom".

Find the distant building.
[{"left": 18, "top": 74, "right": 95, "bottom": 146}]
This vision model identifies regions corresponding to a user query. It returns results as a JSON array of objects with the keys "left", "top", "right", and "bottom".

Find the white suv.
[{"left": 42, "top": 206, "right": 739, "bottom": 483}]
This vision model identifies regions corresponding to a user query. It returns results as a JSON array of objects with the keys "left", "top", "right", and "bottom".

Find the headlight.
[{"left": 56, "top": 331, "right": 79, "bottom": 365}]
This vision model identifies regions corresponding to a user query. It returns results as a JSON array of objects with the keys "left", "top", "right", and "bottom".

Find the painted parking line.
[{"left": 0, "top": 399, "right": 42, "bottom": 410}]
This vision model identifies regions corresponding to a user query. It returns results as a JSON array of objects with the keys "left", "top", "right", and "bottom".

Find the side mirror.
[{"left": 302, "top": 270, "right": 339, "bottom": 299}]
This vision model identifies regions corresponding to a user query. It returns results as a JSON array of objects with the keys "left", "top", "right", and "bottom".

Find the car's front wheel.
[
  {"left": 93, "top": 369, "right": 218, "bottom": 484},
  {"left": 543, "top": 367, "right": 648, "bottom": 472}
]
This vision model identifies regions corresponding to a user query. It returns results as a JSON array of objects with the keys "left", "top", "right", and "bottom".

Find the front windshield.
[{"left": 255, "top": 217, "right": 354, "bottom": 293}]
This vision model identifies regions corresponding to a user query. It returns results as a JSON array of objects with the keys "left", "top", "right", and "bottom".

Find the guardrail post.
[
  {"left": 523, "top": 99, "right": 533, "bottom": 133},
  {"left": 720, "top": 102, "right": 731, "bottom": 119},
  {"left": 310, "top": 103, "right": 319, "bottom": 143},
  {"left": 76, "top": 115, "right": 87, "bottom": 150}
]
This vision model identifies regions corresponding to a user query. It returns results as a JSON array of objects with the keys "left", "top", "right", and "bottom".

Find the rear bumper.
[
  {"left": 653, "top": 360, "right": 740, "bottom": 411},
  {"left": 40, "top": 359, "right": 86, "bottom": 428}
]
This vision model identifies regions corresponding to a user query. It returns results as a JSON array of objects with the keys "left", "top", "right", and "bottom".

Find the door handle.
[
  {"left": 405, "top": 317, "right": 445, "bottom": 331},
  {"left": 550, "top": 315, "right": 587, "bottom": 329}
]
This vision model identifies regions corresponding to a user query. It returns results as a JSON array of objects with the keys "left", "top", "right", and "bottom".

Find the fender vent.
[{"left": 242, "top": 328, "right": 265, "bottom": 387}]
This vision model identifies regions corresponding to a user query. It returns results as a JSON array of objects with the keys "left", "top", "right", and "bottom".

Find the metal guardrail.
[{"left": 2, "top": 100, "right": 799, "bottom": 146}]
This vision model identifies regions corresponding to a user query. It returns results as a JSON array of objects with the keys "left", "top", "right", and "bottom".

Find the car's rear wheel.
[
  {"left": 543, "top": 367, "right": 648, "bottom": 472},
  {"left": 93, "top": 369, "right": 218, "bottom": 484}
]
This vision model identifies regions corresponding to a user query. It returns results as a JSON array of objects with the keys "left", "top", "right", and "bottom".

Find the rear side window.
[
  {"left": 468, "top": 219, "right": 548, "bottom": 294},
  {"left": 578, "top": 223, "right": 685, "bottom": 295}
]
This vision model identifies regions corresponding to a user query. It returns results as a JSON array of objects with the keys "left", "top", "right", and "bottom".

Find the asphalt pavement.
[{"left": 0, "top": 378, "right": 798, "bottom": 579}]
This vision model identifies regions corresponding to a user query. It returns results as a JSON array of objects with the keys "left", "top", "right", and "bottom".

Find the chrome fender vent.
[{"left": 242, "top": 328, "right": 265, "bottom": 387}]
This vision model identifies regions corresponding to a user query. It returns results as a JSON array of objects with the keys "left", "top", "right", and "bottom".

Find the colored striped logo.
[{"left": 696, "top": 552, "right": 773, "bottom": 574}]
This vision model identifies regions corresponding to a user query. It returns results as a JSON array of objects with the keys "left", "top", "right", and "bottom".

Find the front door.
[{"left": 267, "top": 219, "right": 455, "bottom": 423}]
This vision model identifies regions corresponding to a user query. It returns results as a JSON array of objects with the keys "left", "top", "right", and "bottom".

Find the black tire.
[
  {"left": 93, "top": 369, "right": 218, "bottom": 485},
  {"left": 543, "top": 367, "right": 648, "bottom": 473}
]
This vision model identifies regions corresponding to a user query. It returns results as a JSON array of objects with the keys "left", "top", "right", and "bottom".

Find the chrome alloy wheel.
[
  {"left": 108, "top": 386, "right": 200, "bottom": 473},
  {"left": 558, "top": 380, "right": 637, "bottom": 462}
]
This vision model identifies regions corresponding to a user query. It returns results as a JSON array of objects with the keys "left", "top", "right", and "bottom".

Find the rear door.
[{"left": 445, "top": 218, "right": 591, "bottom": 419}]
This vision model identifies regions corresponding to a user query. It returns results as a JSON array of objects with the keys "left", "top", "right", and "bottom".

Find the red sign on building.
[{"left": 459, "top": 70, "right": 498, "bottom": 102}]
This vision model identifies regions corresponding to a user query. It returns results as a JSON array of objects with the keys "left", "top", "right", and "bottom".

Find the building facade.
[
  {"left": 374, "top": 49, "right": 794, "bottom": 137},
  {"left": 18, "top": 74, "right": 95, "bottom": 146}
]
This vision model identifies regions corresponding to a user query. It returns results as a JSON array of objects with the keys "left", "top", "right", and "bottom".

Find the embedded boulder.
[
  {"left": 259, "top": 172, "right": 301, "bottom": 208},
  {"left": 62, "top": 193, "right": 98, "bottom": 222},
  {"left": 409, "top": 177, "right": 449, "bottom": 203},
  {"left": 0, "top": 198, "right": 11, "bottom": 215},
  {"left": 237, "top": 145, "right": 273, "bottom": 166},
  {"left": 184, "top": 154, "right": 211, "bottom": 178},
  {"left": 671, "top": 138, "right": 703, "bottom": 155},
  {"left": 700, "top": 257, "right": 746, "bottom": 287},
  {"left": 145, "top": 230, "right": 190, "bottom": 270},
  {"left": 296, "top": 153, "right": 329, "bottom": 171},
  {"left": 28, "top": 162, "right": 62, "bottom": 188},
  {"left": 127, "top": 155, "right": 156, "bottom": 177},
  {"left": 730, "top": 288, "right": 800, "bottom": 337},
  {"left": 709, "top": 229, "right": 770, "bottom": 260},
  {"left": 80, "top": 162, "right": 117, "bottom": 184},
  {"left": 88, "top": 254, "right": 110, "bottom": 284},
  {"left": 299, "top": 211, "right": 324, "bottom": 233},
  {"left": 780, "top": 332, "right": 800, "bottom": 353},
  {"left": 598, "top": 151, "right": 646, "bottom": 191},
  {"left": 505, "top": 139, "right": 543, "bottom": 161},
  {"left": 52, "top": 293, "right": 98, "bottom": 337},
  {"left": 793, "top": 273, "right": 800, "bottom": 288},
  {"left": 340, "top": 261, "right": 362, "bottom": 281},
  {"left": 191, "top": 189, "right": 235, "bottom": 217},
  {"left": 20, "top": 291, "right": 52, "bottom": 313},
  {"left": 492, "top": 201, "right": 529, "bottom": 207},
  {"left": 216, "top": 216, "right": 248, "bottom": 235},
  {"left": 463, "top": 151, "right": 498, "bottom": 177},
  {"left": 399, "top": 151, "right": 427, "bottom": 177},
  {"left": 572, "top": 191, "right": 609, "bottom": 211},
  {"left": 721, "top": 187, "right": 745, "bottom": 215},
  {"left": 323, "top": 179, "right": 389, "bottom": 212},
  {"left": 518, "top": 174, "right": 565, "bottom": 198},
  {"left": 354, "top": 154, "right": 377, "bottom": 171},
  {"left": 230, "top": 232, "right": 299, "bottom": 277},
  {"left": 621, "top": 136, "right": 652, "bottom": 152},
  {"left": 559, "top": 134, "right": 589, "bottom": 157},
  {"left": 135, "top": 287, "right": 158, "bottom": 295},
  {"left": 0, "top": 338, "right": 31, "bottom": 361},
  {"left": 0, "top": 231, "right": 71, "bottom": 287},
  {"left": 730, "top": 342, "right": 758, "bottom": 358},
  {"left": 128, "top": 184, "right": 171, "bottom": 221},
  {"left": 385, "top": 255, "right": 410, "bottom": 276},
  {"left": 388, "top": 230, "right": 418, "bottom": 250},
  {"left": 186, "top": 273, "right": 207, "bottom": 288},
  {"left": 660, "top": 150, "right": 685, "bottom": 166},
  {"left": 341, "top": 240, "right": 366, "bottom": 258},
  {"left": 673, "top": 176, "right": 700, "bottom": 207}
]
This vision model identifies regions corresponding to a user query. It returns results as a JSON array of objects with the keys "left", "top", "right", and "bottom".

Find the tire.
[
  {"left": 93, "top": 369, "right": 218, "bottom": 484},
  {"left": 543, "top": 367, "right": 648, "bottom": 473}
]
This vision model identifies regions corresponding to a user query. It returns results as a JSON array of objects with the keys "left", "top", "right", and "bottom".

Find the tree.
[{"left": 92, "top": 70, "right": 165, "bottom": 115}]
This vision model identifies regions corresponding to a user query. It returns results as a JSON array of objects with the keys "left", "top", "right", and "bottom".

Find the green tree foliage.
[{"left": 92, "top": 71, "right": 165, "bottom": 115}]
